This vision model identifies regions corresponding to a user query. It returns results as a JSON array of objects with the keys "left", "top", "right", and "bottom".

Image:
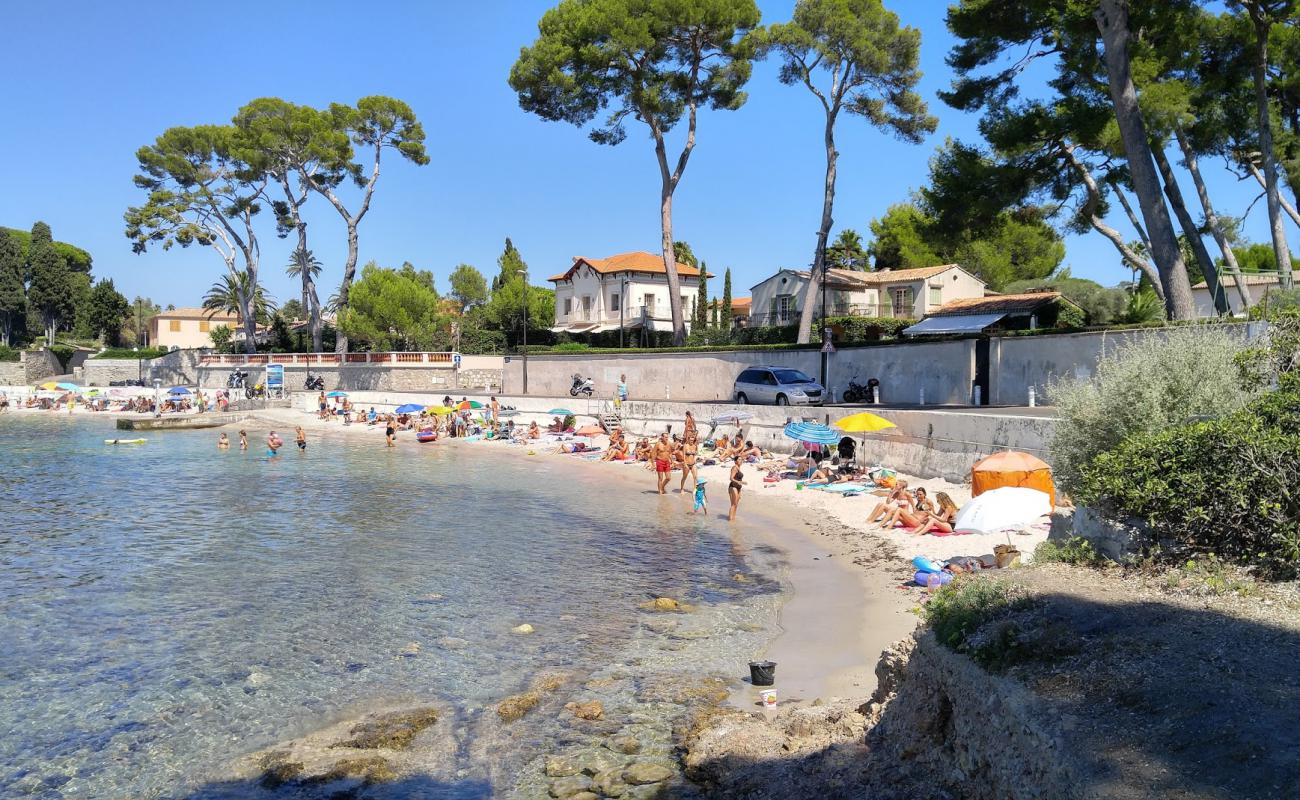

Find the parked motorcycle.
[
  {"left": 569, "top": 373, "right": 595, "bottom": 397},
  {"left": 227, "top": 369, "right": 248, "bottom": 389},
  {"left": 305, "top": 372, "right": 325, "bottom": 391},
  {"left": 841, "top": 376, "right": 879, "bottom": 404},
  {"left": 245, "top": 383, "right": 266, "bottom": 400}
]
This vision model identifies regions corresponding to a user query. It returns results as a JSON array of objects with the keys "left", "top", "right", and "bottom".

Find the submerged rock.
[
  {"left": 332, "top": 708, "right": 439, "bottom": 750},
  {"left": 605, "top": 734, "right": 642, "bottom": 755},
  {"left": 548, "top": 774, "right": 593, "bottom": 798},
  {"left": 513, "top": 623, "right": 536, "bottom": 634},
  {"left": 622, "top": 761, "right": 674, "bottom": 785},
  {"left": 399, "top": 642, "right": 421, "bottom": 657},
  {"left": 593, "top": 766, "right": 630, "bottom": 797},
  {"left": 640, "top": 596, "right": 694, "bottom": 613},
  {"left": 567, "top": 700, "right": 604, "bottom": 721},
  {"left": 315, "top": 755, "right": 397, "bottom": 784},
  {"left": 497, "top": 691, "right": 542, "bottom": 723},
  {"left": 546, "top": 755, "right": 581, "bottom": 777}
]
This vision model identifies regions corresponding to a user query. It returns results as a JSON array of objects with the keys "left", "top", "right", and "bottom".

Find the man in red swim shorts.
[{"left": 652, "top": 432, "right": 673, "bottom": 495}]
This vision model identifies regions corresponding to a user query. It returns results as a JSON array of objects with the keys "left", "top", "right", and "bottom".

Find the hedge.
[
  {"left": 0, "top": 345, "right": 19, "bottom": 362},
  {"left": 92, "top": 347, "right": 171, "bottom": 360},
  {"left": 1077, "top": 387, "right": 1300, "bottom": 574}
]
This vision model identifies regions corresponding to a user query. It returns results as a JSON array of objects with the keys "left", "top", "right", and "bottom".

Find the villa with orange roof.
[
  {"left": 748, "top": 264, "right": 987, "bottom": 327},
  {"left": 548, "top": 251, "right": 711, "bottom": 335}
]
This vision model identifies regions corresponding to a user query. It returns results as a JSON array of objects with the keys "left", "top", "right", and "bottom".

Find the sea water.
[{"left": 0, "top": 416, "right": 788, "bottom": 798}]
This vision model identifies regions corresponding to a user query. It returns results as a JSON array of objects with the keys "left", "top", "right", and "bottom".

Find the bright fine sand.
[{"left": 243, "top": 408, "right": 1051, "bottom": 706}]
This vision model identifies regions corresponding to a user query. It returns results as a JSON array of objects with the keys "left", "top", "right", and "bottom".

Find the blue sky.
[{"left": 0, "top": 0, "right": 1283, "bottom": 306}]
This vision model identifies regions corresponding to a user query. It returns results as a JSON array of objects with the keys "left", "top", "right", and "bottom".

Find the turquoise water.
[{"left": 0, "top": 416, "right": 786, "bottom": 798}]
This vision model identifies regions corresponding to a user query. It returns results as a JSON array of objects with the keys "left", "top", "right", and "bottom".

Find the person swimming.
[{"left": 217, "top": 433, "right": 230, "bottom": 449}]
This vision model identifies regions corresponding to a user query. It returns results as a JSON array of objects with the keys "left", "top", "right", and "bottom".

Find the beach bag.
[{"left": 994, "top": 544, "right": 1021, "bottom": 568}]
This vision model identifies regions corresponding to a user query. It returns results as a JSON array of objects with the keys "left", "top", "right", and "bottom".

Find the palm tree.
[
  {"left": 203, "top": 271, "right": 276, "bottom": 353},
  {"left": 825, "top": 229, "right": 868, "bottom": 272},
  {"left": 286, "top": 247, "right": 324, "bottom": 351}
]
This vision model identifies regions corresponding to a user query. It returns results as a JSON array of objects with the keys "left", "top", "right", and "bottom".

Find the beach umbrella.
[
  {"left": 952, "top": 487, "right": 1052, "bottom": 535},
  {"left": 574, "top": 425, "right": 604, "bottom": 437},
  {"left": 395, "top": 403, "right": 425, "bottom": 414},
  {"left": 971, "top": 451, "right": 1056, "bottom": 507},
  {"left": 168, "top": 387, "right": 191, "bottom": 395},
  {"left": 782, "top": 421, "right": 840, "bottom": 446},
  {"left": 38, "top": 382, "right": 58, "bottom": 390},
  {"left": 457, "top": 400, "right": 484, "bottom": 410},
  {"left": 325, "top": 390, "right": 348, "bottom": 398},
  {"left": 547, "top": 408, "right": 574, "bottom": 416},
  {"left": 429, "top": 405, "right": 455, "bottom": 415},
  {"left": 57, "top": 382, "right": 80, "bottom": 392},
  {"left": 835, "top": 412, "right": 896, "bottom": 433}
]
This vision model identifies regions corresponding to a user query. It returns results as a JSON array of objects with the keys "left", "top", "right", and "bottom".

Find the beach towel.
[{"left": 811, "top": 483, "right": 869, "bottom": 495}]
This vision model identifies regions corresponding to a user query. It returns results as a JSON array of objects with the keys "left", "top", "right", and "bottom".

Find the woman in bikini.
[
  {"left": 679, "top": 432, "right": 699, "bottom": 494},
  {"left": 866, "top": 480, "right": 910, "bottom": 527},
  {"left": 728, "top": 456, "right": 745, "bottom": 521},
  {"left": 910, "top": 491, "right": 960, "bottom": 536},
  {"left": 884, "top": 487, "right": 933, "bottom": 530}
]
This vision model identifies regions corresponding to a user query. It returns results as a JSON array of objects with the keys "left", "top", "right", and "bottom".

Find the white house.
[
  {"left": 548, "top": 251, "right": 708, "bottom": 334},
  {"left": 748, "top": 264, "right": 987, "bottom": 326},
  {"left": 1191, "top": 271, "right": 1300, "bottom": 317}
]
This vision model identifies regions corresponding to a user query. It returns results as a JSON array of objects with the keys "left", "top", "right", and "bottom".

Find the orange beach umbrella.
[{"left": 971, "top": 451, "right": 1055, "bottom": 507}]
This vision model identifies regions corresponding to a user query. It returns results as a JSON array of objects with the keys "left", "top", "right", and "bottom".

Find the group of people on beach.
[{"left": 866, "top": 482, "right": 960, "bottom": 536}]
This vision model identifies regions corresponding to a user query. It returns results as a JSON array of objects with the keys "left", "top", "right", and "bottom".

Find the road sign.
[{"left": 452, "top": 352, "right": 462, "bottom": 368}]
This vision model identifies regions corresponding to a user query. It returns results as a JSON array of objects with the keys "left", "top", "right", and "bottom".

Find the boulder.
[
  {"left": 567, "top": 700, "right": 604, "bottom": 721},
  {"left": 545, "top": 755, "right": 581, "bottom": 777},
  {"left": 331, "top": 708, "right": 439, "bottom": 750},
  {"left": 605, "top": 734, "right": 642, "bottom": 755},
  {"left": 593, "top": 767, "right": 629, "bottom": 797},
  {"left": 623, "top": 761, "right": 674, "bottom": 785},
  {"left": 316, "top": 756, "right": 397, "bottom": 784},
  {"left": 548, "top": 774, "right": 594, "bottom": 798},
  {"left": 399, "top": 642, "right": 421, "bottom": 657},
  {"left": 497, "top": 691, "right": 541, "bottom": 723}
]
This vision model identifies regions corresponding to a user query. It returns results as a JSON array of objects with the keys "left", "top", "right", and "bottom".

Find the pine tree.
[
  {"left": 694, "top": 262, "right": 709, "bottom": 329},
  {"left": 0, "top": 229, "right": 24, "bottom": 347},
  {"left": 493, "top": 237, "right": 527, "bottom": 292},
  {"left": 720, "top": 268, "right": 733, "bottom": 331},
  {"left": 27, "top": 222, "right": 74, "bottom": 346}
]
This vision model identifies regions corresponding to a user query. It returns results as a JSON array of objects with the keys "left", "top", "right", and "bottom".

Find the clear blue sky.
[{"left": 0, "top": 0, "right": 1282, "bottom": 306}]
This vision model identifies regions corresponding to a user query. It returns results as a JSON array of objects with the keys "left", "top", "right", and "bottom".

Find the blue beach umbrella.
[
  {"left": 547, "top": 408, "right": 574, "bottom": 416},
  {"left": 782, "top": 421, "right": 840, "bottom": 446},
  {"left": 56, "top": 382, "right": 80, "bottom": 391},
  {"left": 168, "top": 387, "right": 191, "bottom": 395},
  {"left": 325, "top": 390, "right": 348, "bottom": 398},
  {"left": 395, "top": 403, "right": 425, "bottom": 414}
]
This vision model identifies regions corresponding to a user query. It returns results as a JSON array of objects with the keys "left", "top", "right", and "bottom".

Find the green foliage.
[
  {"left": 672, "top": 241, "right": 699, "bottom": 268},
  {"left": 686, "top": 326, "right": 734, "bottom": 347},
  {"left": 203, "top": 271, "right": 275, "bottom": 326},
  {"left": 1123, "top": 289, "right": 1165, "bottom": 324},
  {"left": 694, "top": 262, "right": 709, "bottom": 329},
  {"left": 921, "top": 578, "right": 1034, "bottom": 654},
  {"left": 1225, "top": 242, "right": 1295, "bottom": 274},
  {"left": 85, "top": 278, "right": 130, "bottom": 346},
  {"left": 1033, "top": 537, "right": 1105, "bottom": 567},
  {"left": 91, "top": 347, "right": 169, "bottom": 360},
  {"left": 0, "top": 226, "right": 93, "bottom": 272},
  {"left": 721, "top": 268, "right": 733, "bottom": 331},
  {"left": 826, "top": 229, "right": 869, "bottom": 271},
  {"left": 47, "top": 345, "right": 75, "bottom": 371},
  {"left": 824, "top": 315, "right": 910, "bottom": 341},
  {"left": 1162, "top": 554, "right": 1260, "bottom": 597},
  {"left": 0, "top": 344, "right": 19, "bottom": 361},
  {"left": 1049, "top": 324, "right": 1258, "bottom": 494},
  {"left": 209, "top": 324, "right": 234, "bottom": 354},
  {"left": 26, "top": 222, "right": 75, "bottom": 346},
  {"left": 449, "top": 264, "right": 488, "bottom": 312},
  {"left": 485, "top": 276, "right": 555, "bottom": 346},
  {"left": 338, "top": 262, "right": 443, "bottom": 351},
  {"left": 268, "top": 314, "right": 293, "bottom": 352},
  {"left": 493, "top": 238, "right": 526, "bottom": 292},
  {"left": 1249, "top": 288, "right": 1300, "bottom": 320},
  {"left": 1078, "top": 388, "right": 1300, "bottom": 574},
  {"left": 757, "top": 0, "right": 936, "bottom": 141},
  {"left": 123, "top": 297, "right": 161, "bottom": 348},
  {"left": 0, "top": 229, "right": 24, "bottom": 346},
  {"left": 1055, "top": 301, "right": 1086, "bottom": 329},
  {"left": 551, "top": 342, "right": 590, "bottom": 352},
  {"left": 868, "top": 202, "right": 942, "bottom": 270},
  {"left": 279, "top": 299, "right": 305, "bottom": 321}
]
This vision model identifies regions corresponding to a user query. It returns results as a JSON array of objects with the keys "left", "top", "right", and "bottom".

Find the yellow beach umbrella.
[
  {"left": 39, "top": 381, "right": 59, "bottom": 390},
  {"left": 835, "top": 412, "right": 896, "bottom": 433},
  {"left": 429, "top": 405, "right": 455, "bottom": 415}
]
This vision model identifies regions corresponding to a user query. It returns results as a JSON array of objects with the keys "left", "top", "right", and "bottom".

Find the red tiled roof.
[
  {"left": 932, "top": 291, "right": 1066, "bottom": 316},
  {"left": 548, "top": 251, "right": 709, "bottom": 282}
]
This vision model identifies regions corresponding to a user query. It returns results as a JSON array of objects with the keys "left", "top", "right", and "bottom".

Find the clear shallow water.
[{"left": 0, "top": 416, "right": 787, "bottom": 798}]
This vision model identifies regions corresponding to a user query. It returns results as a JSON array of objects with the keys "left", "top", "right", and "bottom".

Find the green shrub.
[
  {"left": 733, "top": 324, "right": 799, "bottom": 345},
  {"left": 92, "top": 347, "right": 170, "bottom": 360},
  {"left": 1048, "top": 324, "right": 1257, "bottom": 493},
  {"left": 551, "top": 342, "right": 590, "bottom": 352},
  {"left": 0, "top": 345, "right": 19, "bottom": 362},
  {"left": 1248, "top": 288, "right": 1300, "bottom": 320},
  {"left": 1055, "top": 302, "right": 1087, "bottom": 329},
  {"left": 922, "top": 578, "right": 1034, "bottom": 651},
  {"left": 1077, "top": 389, "right": 1300, "bottom": 574},
  {"left": 47, "top": 345, "right": 75, "bottom": 370},
  {"left": 1033, "top": 536, "right": 1105, "bottom": 566},
  {"left": 823, "top": 315, "right": 910, "bottom": 342}
]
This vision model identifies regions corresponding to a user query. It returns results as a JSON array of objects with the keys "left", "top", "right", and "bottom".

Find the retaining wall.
[
  {"left": 297, "top": 390, "right": 1055, "bottom": 482},
  {"left": 198, "top": 362, "right": 502, "bottom": 393}
]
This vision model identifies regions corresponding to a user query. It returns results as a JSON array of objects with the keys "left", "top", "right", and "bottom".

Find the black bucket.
[{"left": 748, "top": 660, "right": 776, "bottom": 686}]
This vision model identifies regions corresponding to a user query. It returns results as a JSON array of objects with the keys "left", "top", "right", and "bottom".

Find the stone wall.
[
  {"left": 80, "top": 349, "right": 205, "bottom": 387},
  {"left": 198, "top": 363, "right": 500, "bottom": 393},
  {"left": 22, "top": 349, "right": 63, "bottom": 382}
]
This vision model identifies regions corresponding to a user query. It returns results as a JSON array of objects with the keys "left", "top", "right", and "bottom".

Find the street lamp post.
[{"left": 521, "top": 268, "right": 529, "bottom": 395}]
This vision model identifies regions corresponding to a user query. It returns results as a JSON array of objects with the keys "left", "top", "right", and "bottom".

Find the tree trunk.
[
  {"left": 797, "top": 113, "right": 838, "bottom": 345},
  {"left": 335, "top": 225, "right": 359, "bottom": 354},
  {"left": 1176, "top": 127, "right": 1253, "bottom": 311},
  {"left": 240, "top": 288, "right": 256, "bottom": 354},
  {"left": 1247, "top": 160, "right": 1300, "bottom": 227},
  {"left": 659, "top": 183, "right": 686, "bottom": 346},
  {"left": 1065, "top": 143, "right": 1165, "bottom": 302},
  {"left": 1112, "top": 184, "right": 1151, "bottom": 252},
  {"left": 1152, "top": 143, "right": 1227, "bottom": 315},
  {"left": 1095, "top": 0, "right": 1196, "bottom": 319},
  {"left": 1248, "top": 4, "right": 1294, "bottom": 289},
  {"left": 293, "top": 220, "right": 323, "bottom": 353}
]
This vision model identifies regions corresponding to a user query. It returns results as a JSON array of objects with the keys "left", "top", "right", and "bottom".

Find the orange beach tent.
[{"left": 971, "top": 451, "right": 1056, "bottom": 507}]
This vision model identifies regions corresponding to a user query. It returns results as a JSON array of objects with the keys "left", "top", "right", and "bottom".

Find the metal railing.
[{"left": 199, "top": 352, "right": 455, "bottom": 366}]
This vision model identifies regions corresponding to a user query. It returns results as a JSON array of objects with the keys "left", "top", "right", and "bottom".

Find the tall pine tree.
[
  {"left": 493, "top": 237, "right": 527, "bottom": 292},
  {"left": 720, "top": 268, "right": 733, "bottom": 331},
  {"left": 694, "top": 262, "right": 709, "bottom": 329},
  {"left": 0, "top": 229, "right": 24, "bottom": 347},
  {"left": 27, "top": 221, "right": 74, "bottom": 346}
]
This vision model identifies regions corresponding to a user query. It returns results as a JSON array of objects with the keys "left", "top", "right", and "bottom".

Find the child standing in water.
[
  {"left": 295, "top": 426, "right": 307, "bottom": 451},
  {"left": 692, "top": 478, "right": 707, "bottom": 515}
]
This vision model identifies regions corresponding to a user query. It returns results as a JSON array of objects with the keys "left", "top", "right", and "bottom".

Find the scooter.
[
  {"left": 569, "top": 373, "right": 595, "bottom": 397},
  {"left": 227, "top": 369, "right": 248, "bottom": 389},
  {"left": 841, "top": 376, "right": 878, "bottom": 404},
  {"left": 305, "top": 372, "right": 325, "bottom": 391}
]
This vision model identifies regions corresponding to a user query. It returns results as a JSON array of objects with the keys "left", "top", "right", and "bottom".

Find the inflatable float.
[
  {"left": 105, "top": 438, "right": 147, "bottom": 445},
  {"left": 914, "top": 570, "right": 953, "bottom": 588},
  {"left": 911, "top": 555, "right": 945, "bottom": 574},
  {"left": 416, "top": 431, "right": 437, "bottom": 443}
]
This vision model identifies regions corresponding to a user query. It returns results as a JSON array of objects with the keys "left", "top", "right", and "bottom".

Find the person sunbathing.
[
  {"left": 601, "top": 433, "right": 628, "bottom": 461},
  {"left": 882, "top": 487, "right": 933, "bottom": 529},
  {"left": 740, "top": 440, "right": 763, "bottom": 461},
  {"left": 557, "top": 441, "right": 588, "bottom": 454},
  {"left": 633, "top": 438, "right": 651, "bottom": 461},
  {"left": 527, "top": 421, "right": 540, "bottom": 440},
  {"left": 910, "top": 491, "right": 960, "bottom": 536},
  {"left": 808, "top": 463, "right": 835, "bottom": 483},
  {"left": 866, "top": 481, "right": 911, "bottom": 526}
]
